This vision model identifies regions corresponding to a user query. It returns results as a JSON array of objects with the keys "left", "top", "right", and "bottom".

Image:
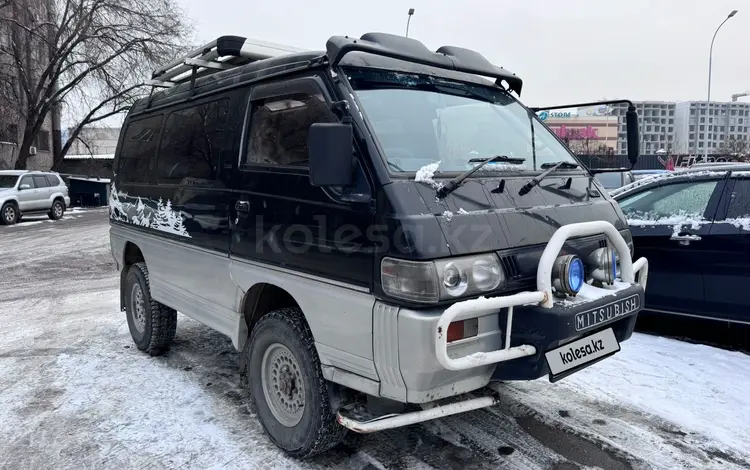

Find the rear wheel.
[
  {"left": 243, "top": 308, "right": 347, "bottom": 458},
  {"left": 1, "top": 202, "right": 18, "bottom": 225},
  {"left": 48, "top": 199, "right": 64, "bottom": 220},
  {"left": 124, "top": 262, "right": 177, "bottom": 356}
]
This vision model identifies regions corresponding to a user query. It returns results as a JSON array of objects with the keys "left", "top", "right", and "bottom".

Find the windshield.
[
  {"left": 345, "top": 68, "right": 579, "bottom": 173},
  {"left": 0, "top": 175, "right": 19, "bottom": 188}
]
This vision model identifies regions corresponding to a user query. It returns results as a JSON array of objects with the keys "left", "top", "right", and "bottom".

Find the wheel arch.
[
  {"left": 119, "top": 242, "right": 146, "bottom": 311},
  {"left": 237, "top": 283, "right": 301, "bottom": 352}
]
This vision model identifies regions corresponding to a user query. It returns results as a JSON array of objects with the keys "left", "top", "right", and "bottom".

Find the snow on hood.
[{"left": 610, "top": 170, "right": 728, "bottom": 199}]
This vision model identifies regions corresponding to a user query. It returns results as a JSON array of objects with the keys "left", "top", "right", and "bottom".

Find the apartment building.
[
  {"left": 0, "top": 0, "right": 57, "bottom": 170},
  {"left": 610, "top": 102, "right": 676, "bottom": 156},
  {"left": 673, "top": 101, "right": 750, "bottom": 155}
]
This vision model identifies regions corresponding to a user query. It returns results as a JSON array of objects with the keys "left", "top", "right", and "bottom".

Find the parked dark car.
[{"left": 611, "top": 164, "right": 750, "bottom": 325}]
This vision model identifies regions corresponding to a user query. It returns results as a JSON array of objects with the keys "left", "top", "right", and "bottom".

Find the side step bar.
[{"left": 336, "top": 395, "right": 498, "bottom": 433}]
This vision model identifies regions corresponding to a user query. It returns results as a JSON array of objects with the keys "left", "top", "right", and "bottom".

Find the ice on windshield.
[{"left": 347, "top": 69, "right": 578, "bottom": 174}]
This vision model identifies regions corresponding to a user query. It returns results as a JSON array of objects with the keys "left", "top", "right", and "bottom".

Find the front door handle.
[
  {"left": 670, "top": 233, "right": 701, "bottom": 246},
  {"left": 235, "top": 200, "right": 250, "bottom": 212}
]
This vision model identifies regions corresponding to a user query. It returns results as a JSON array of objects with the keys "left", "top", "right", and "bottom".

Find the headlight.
[
  {"left": 442, "top": 262, "right": 468, "bottom": 296},
  {"left": 472, "top": 258, "right": 503, "bottom": 291},
  {"left": 381, "top": 258, "right": 439, "bottom": 303},
  {"left": 552, "top": 254, "right": 585, "bottom": 296},
  {"left": 381, "top": 254, "right": 506, "bottom": 303}
]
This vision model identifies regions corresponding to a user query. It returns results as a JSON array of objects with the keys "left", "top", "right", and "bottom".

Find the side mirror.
[
  {"left": 19, "top": 184, "right": 30, "bottom": 190},
  {"left": 308, "top": 123, "right": 355, "bottom": 187},
  {"left": 626, "top": 106, "right": 640, "bottom": 165}
]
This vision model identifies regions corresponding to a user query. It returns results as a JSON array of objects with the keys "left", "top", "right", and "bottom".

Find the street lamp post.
[
  {"left": 706, "top": 9, "right": 738, "bottom": 159},
  {"left": 406, "top": 8, "right": 415, "bottom": 38}
]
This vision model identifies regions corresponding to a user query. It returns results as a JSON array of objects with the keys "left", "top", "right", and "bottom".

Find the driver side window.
[{"left": 619, "top": 180, "right": 719, "bottom": 221}]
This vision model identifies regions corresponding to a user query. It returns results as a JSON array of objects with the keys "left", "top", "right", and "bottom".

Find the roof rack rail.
[{"left": 146, "top": 35, "right": 307, "bottom": 89}]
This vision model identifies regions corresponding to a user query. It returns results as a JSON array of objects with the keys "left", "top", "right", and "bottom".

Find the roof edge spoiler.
[{"left": 326, "top": 32, "right": 523, "bottom": 95}]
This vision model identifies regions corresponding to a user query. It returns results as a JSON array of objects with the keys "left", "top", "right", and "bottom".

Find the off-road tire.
[
  {"left": 124, "top": 262, "right": 177, "bottom": 356},
  {"left": 242, "top": 308, "right": 347, "bottom": 458},
  {"left": 48, "top": 199, "right": 64, "bottom": 220},
  {"left": 1, "top": 202, "right": 18, "bottom": 225}
]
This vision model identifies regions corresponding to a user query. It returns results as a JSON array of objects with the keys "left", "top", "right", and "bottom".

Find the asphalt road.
[{"left": 1, "top": 210, "right": 747, "bottom": 470}]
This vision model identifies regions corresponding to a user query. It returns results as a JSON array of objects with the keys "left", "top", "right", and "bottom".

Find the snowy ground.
[{"left": 1, "top": 211, "right": 749, "bottom": 470}]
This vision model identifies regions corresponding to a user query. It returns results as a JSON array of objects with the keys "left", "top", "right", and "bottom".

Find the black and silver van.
[{"left": 109, "top": 32, "right": 649, "bottom": 457}]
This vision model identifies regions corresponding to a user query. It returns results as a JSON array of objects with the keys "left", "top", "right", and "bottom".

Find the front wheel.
[
  {"left": 244, "top": 308, "right": 347, "bottom": 458},
  {"left": 1, "top": 203, "right": 18, "bottom": 225},
  {"left": 48, "top": 200, "right": 64, "bottom": 220}
]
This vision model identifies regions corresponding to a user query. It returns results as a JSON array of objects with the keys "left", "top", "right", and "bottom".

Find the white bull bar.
[{"left": 435, "top": 220, "right": 649, "bottom": 372}]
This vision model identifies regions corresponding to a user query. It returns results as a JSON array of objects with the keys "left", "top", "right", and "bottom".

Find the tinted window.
[
  {"left": 19, "top": 175, "right": 35, "bottom": 188},
  {"left": 619, "top": 180, "right": 719, "bottom": 220},
  {"left": 45, "top": 174, "right": 60, "bottom": 186},
  {"left": 244, "top": 93, "right": 336, "bottom": 167},
  {"left": 0, "top": 175, "right": 18, "bottom": 188},
  {"left": 727, "top": 178, "right": 750, "bottom": 218},
  {"left": 32, "top": 175, "right": 49, "bottom": 188},
  {"left": 118, "top": 115, "right": 163, "bottom": 183},
  {"left": 595, "top": 173, "right": 624, "bottom": 189},
  {"left": 157, "top": 99, "right": 230, "bottom": 184}
]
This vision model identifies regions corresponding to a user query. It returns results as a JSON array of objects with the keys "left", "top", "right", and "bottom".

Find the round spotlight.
[{"left": 552, "top": 254, "right": 585, "bottom": 296}]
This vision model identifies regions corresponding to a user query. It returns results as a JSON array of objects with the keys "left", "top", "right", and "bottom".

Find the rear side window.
[
  {"left": 244, "top": 93, "right": 336, "bottom": 167},
  {"left": 45, "top": 174, "right": 60, "bottom": 186},
  {"left": 118, "top": 115, "right": 163, "bottom": 183},
  {"left": 157, "top": 99, "right": 230, "bottom": 184},
  {"left": 33, "top": 175, "right": 49, "bottom": 188},
  {"left": 727, "top": 178, "right": 750, "bottom": 218}
]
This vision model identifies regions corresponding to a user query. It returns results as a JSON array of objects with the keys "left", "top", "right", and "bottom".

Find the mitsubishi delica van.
[{"left": 109, "top": 32, "right": 649, "bottom": 457}]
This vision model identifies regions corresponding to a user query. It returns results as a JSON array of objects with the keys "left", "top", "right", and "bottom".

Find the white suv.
[{"left": 0, "top": 170, "right": 71, "bottom": 225}]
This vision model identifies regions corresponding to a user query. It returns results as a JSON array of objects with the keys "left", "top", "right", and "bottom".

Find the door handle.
[
  {"left": 235, "top": 200, "right": 250, "bottom": 212},
  {"left": 670, "top": 233, "right": 701, "bottom": 245}
]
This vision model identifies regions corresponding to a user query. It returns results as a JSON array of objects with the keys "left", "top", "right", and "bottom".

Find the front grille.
[{"left": 499, "top": 255, "right": 522, "bottom": 279}]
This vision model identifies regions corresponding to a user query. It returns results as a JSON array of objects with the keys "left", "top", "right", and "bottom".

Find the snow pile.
[
  {"left": 722, "top": 217, "right": 750, "bottom": 231},
  {"left": 626, "top": 210, "right": 708, "bottom": 236},
  {"left": 415, "top": 161, "right": 442, "bottom": 188},
  {"left": 442, "top": 210, "right": 454, "bottom": 222},
  {"left": 548, "top": 333, "right": 750, "bottom": 454},
  {"left": 457, "top": 208, "right": 469, "bottom": 215}
]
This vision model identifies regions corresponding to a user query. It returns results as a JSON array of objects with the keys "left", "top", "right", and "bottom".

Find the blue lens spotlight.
[{"left": 552, "top": 254, "right": 585, "bottom": 296}]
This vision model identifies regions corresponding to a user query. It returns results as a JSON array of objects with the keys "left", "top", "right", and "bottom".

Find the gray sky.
[{"left": 178, "top": 0, "right": 748, "bottom": 107}]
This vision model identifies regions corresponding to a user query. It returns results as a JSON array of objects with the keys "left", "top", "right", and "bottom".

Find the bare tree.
[
  {"left": 0, "top": 0, "right": 190, "bottom": 170},
  {"left": 719, "top": 136, "right": 750, "bottom": 159}
]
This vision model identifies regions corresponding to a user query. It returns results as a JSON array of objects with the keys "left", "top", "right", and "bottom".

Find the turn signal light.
[{"left": 446, "top": 318, "right": 479, "bottom": 343}]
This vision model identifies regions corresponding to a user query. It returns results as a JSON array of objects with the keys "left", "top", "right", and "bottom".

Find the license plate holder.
[{"left": 545, "top": 328, "right": 620, "bottom": 381}]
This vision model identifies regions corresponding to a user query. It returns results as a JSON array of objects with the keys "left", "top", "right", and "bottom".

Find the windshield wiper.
[
  {"left": 540, "top": 161, "right": 580, "bottom": 169},
  {"left": 437, "top": 155, "right": 526, "bottom": 198},
  {"left": 519, "top": 161, "right": 579, "bottom": 196}
]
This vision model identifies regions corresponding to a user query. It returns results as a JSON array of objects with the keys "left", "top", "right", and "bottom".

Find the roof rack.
[{"left": 146, "top": 35, "right": 307, "bottom": 89}]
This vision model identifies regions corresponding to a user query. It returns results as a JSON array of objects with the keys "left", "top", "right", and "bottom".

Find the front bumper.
[
  {"left": 432, "top": 220, "right": 648, "bottom": 375},
  {"left": 491, "top": 282, "right": 644, "bottom": 381}
]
